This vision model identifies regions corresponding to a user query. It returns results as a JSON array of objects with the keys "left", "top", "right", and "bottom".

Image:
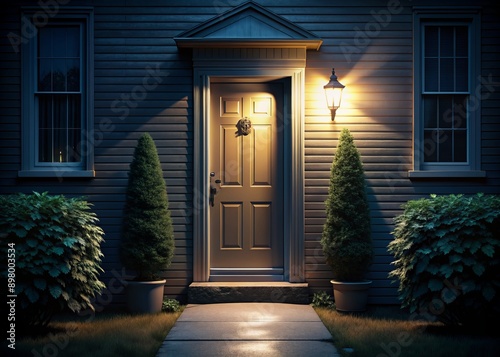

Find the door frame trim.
[{"left": 192, "top": 68, "right": 305, "bottom": 283}]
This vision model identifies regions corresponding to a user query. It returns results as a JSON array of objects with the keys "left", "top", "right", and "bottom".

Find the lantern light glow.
[{"left": 324, "top": 68, "right": 345, "bottom": 120}]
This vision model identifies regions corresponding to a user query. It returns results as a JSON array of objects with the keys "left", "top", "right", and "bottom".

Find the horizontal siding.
[
  {"left": 285, "top": 0, "right": 500, "bottom": 305},
  {"left": 1, "top": 0, "right": 499, "bottom": 307},
  {"left": 93, "top": 2, "right": 195, "bottom": 303}
]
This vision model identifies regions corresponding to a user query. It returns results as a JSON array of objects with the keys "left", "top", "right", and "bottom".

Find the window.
[
  {"left": 20, "top": 8, "right": 94, "bottom": 177},
  {"left": 410, "top": 8, "right": 484, "bottom": 178}
]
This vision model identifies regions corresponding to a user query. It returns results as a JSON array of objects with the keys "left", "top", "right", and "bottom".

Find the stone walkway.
[{"left": 156, "top": 302, "right": 340, "bottom": 356}]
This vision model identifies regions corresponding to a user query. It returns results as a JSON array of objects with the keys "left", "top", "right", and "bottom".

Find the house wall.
[{"left": 1, "top": 0, "right": 499, "bottom": 306}]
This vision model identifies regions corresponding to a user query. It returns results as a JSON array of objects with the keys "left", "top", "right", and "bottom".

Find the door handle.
[
  {"left": 210, "top": 186, "right": 217, "bottom": 207},
  {"left": 209, "top": 172, "right": 221, "bottom": 207}
]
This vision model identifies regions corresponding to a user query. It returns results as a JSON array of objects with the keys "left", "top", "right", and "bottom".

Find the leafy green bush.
[
  {"left": 120, "top": 133, "right": 175, "bottom": 281},
  {"left": 0, "top": 192, "right": 105, "bottom": 332},
  {"left": 162, "top": 298, "right": 181, "bottom": 312},
  {"left": 312, "top": 291, "right": 335, "bottom": 309},
  {"left": 388, "top": 193, "right": 500, "bottom": 326},
  {"left": 321, "top": 128, "right": 373, "bottom": 281}
]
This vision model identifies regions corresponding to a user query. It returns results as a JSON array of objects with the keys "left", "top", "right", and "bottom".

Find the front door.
[{"left": 209, "top": 82, "right": 284, "bottom": 281}]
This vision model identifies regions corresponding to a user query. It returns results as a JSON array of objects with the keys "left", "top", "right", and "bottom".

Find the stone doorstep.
[{"left": 188, "top": 282, "right": 310, "bottom": 304}]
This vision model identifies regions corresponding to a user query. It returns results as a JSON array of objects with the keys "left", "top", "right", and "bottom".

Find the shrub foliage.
[
  {"left": 312, "top": 291, "right": 335, "bottom": 309},
  {"left": 388, "top": 193, "right": 500, "bottom": 326},
  {"left": 162, "top": 298, "right": 181, "bottom": 312},
  {"left": 321, "top": 128, "right": 373, "bottom": 281},
  {"left": 120, "top": 133, "right": 175, "bottom": 281},
  {"left": 0, "top": 192, "right": 105, "bottom": 331}
]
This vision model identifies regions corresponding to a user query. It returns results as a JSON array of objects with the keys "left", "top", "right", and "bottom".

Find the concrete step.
[{"left": 188, "top": 282, "right": 309, "bottom": 304}]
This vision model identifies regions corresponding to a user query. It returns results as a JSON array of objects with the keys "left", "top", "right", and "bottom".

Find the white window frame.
[
  {"left": 19, "top": 7, "right": 94, "bottom": 178},
  {"left": 410, "top": 7, "right": 485, "bottom": 178}
]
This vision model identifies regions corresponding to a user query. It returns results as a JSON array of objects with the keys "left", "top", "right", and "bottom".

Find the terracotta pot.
[
  {"left": 126, "top": 280, "right": 166, "bottom": 314},
  {"left": 331, "top": 280, "right": 372, "bottom": 312}
]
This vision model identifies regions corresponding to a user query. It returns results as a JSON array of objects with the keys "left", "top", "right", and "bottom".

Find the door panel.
[
  {"left": 220, "top": 203, "right": 243, "bottom": 249},
  {"left": 221, "top": 126, "right": 243, "bottom": 185},
  {"left": 210, "top": 82, "right": 284, "bottom": 280},
  {"left": 252, "top": 124, "right": 272, "bottom": 185},
  {"left": 252, "top": 203, "right": 272, "bottom": 248}
]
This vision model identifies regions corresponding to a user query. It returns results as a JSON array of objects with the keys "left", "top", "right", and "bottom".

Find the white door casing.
[{"left": 192, "top": 68, "right": 305, "bottom": 283}]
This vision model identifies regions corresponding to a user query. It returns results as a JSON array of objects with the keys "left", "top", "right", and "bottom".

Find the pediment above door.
[{"left": 174, "top": 1, "right": 322, "bottom": 50}]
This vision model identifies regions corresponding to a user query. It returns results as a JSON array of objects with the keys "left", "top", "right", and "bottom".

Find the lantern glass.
[
  {"left": 323, "top": 68, "right": 345, "bottom": 120},
  {"left": 325, "top": 86, "right": 343, "bottom": 110}
]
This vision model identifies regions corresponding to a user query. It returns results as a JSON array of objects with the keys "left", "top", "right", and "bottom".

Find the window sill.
[
  {"left": 408, "top": 170, "right": 486, "bottom": 179},
  {"left": 18, "top": 170, "right": 95, "bottom": 178}
]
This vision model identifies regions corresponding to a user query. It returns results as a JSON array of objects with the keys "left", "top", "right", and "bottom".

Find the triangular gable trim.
[{"left": 175, "top": 1, "right": 322, "bottom": 50}]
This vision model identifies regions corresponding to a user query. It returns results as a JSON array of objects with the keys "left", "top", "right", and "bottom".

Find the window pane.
[
  {"left": 68, "top": 95, "right": 81, "bottom": 130},
  {"left": 39, "top": 128, "right": 53, "bottom": 162},
  {"left": 52, "top": 59, "right": 66, "bottom": 91},
  {"left": 439, "top": 130, "right": 453, "bottom": 161},
  {"left": 68, "top": 129, "right": 81, "bottom": 162},
  {"left": 440, "top": 58, "right": 454, "bottom": 91},
  {"left": 456, "top": 58, "right": 468, "bottom": 91},
  {"left": 456, "top": 26, "right": 468, "bottom": 57},
  {"left": 52, "top": 29, "right": 66, "bottom": 58},
  {"left": 454, "top": 131, "right": 467, "bottom": 162},
  {"left": 68, "top": 95, "right": 81, "bottom": 162},
  {"left": 425, "top": 58, "right": 438, "bottom": 91},
  {"left": 53, "top": 95, "right": 68, "bottom": 129},
  {"left": 39, "top": 95, "right": 52, "bottom": 129},
  {"left": 38, "top": 27, "right": 53, "bottom": 58},
  {"left": 424, "top": 130, "right": 438, "bottom": 162},
  {"left": 54, "top": 129, "right": 67, "bottom": 163},
  {"left": 439, "top": 96, "right": 453, "bottom": 128},
  {"left": 423, "top": 96, "right": 437, "bottom": 128},
  {"left": 38, "top": 59, "right": 52, "bottom": 91},
  {"left": 67, "top": 59, "right": 80, "bottom": 91},
  {"left": 440, "top": 27, "right": 454, "bottom": 57},
  {"left": 39, "top": 95, "right": 53, "bottom": 162},
  {"left": 425, "top": 26, "right": 439, "bottom": 57},
  {"left": 453, "top": 96, "right": 467, "bottom": 129},
  {"left": 66, "top": 27, "right": 80, "bottom": 57}
]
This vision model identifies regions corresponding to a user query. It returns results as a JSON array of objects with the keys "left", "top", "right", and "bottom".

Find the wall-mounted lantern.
[{"left": 324, "top": 68, "right": 345, "bottom": 121}]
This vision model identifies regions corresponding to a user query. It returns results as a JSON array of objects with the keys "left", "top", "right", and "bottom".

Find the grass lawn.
[
  {"left": 315, "top": 305, "right": 500, "bottom": 357},
  {"left": 9, "top": 309, "right": 183, "bottom": 357},
  {"left": 8, "top": 304, "right": 500, "bottom": 357}
]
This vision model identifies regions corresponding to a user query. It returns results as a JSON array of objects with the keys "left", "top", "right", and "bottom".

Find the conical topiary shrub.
[
  {"left": 120, "top": 133, "right": 175, "bottom": 281},
  {"left": 321, "top": 128, "right": 372, "bottom": 282}
]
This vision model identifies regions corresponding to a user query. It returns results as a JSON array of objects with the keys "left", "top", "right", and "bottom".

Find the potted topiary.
[
  {"left": 320, "top": 128, "right": 373, "bottom": 312},
  {"left": 120, "top": 133, "right": 175, "bottom": 314}
]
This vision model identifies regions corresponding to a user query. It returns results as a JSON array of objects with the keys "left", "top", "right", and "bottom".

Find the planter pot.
[
  {"left": 331, "top": 280, "right": 372, "bottom": 312},
  {"left": 126, "top": 279, "right": 166, "bottom": 314}
]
